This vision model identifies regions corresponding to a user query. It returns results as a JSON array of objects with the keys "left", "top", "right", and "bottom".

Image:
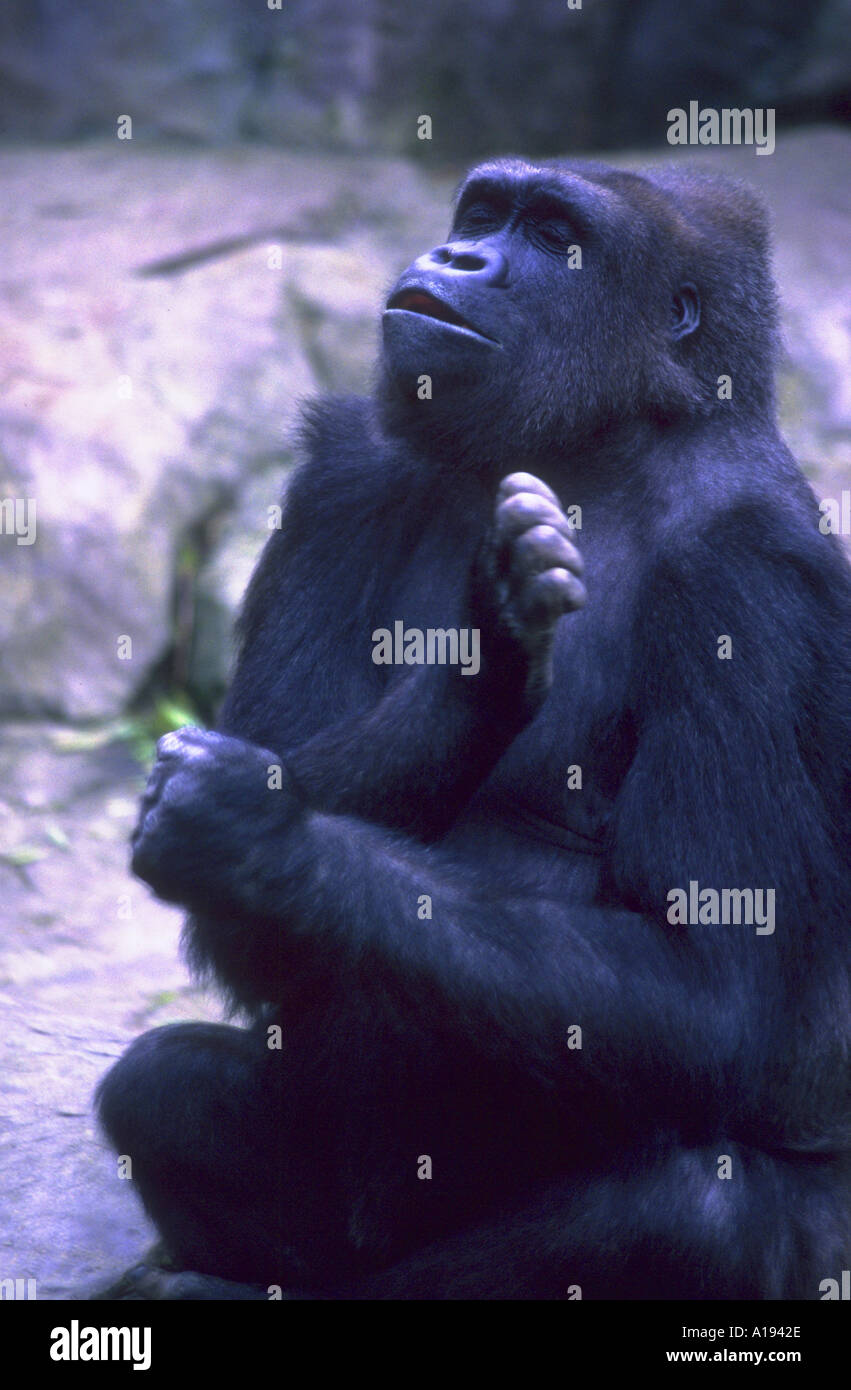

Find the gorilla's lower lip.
[{"left": 385, "top": 289, "right": 498, "bottom": 344}]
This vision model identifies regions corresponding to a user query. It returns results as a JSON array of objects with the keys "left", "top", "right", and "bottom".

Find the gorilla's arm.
[
  {"left": 283, "top": 665, "right": 513, "bottom": 839},
  {"left": 134, "top": 741, "right": 763, "bottom": 1113},
  {"left": 222, "top": 472, "right": 584, "bottom": 840}
]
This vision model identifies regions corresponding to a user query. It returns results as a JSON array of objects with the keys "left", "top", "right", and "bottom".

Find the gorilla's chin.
[{"left": 380, "top": 308, "right": 500, "bottom": 397}]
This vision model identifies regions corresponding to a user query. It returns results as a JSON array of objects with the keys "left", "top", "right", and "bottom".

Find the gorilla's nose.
[{"left": 415, "top": 243, "right": 508, "bottom": 286}]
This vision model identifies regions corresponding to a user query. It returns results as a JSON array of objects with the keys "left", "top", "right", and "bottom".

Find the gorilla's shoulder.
[{"left": 286, "top": 394, "right": 413, "bottom": 521}]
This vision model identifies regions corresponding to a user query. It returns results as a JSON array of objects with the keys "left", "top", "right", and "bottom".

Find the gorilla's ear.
[{"left": 671, "top": 283, "right": 700, "bottom": 339}]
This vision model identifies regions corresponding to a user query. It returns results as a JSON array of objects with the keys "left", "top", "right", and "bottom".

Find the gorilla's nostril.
[{"left": 453, "top": 253, "right": 486, "bottom": 271}]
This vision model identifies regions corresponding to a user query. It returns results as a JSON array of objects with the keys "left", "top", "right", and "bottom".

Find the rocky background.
[
  {"left": 1, "top": 0, "right": 849, "bottom": 152},
  {"left": 0, "top": 1, "right": 849, "bottom": 1300}
]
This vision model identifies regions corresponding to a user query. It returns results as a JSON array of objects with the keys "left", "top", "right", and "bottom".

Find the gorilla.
[{"left": 95, "top": 158, "right": 851, "bottom": 1300}]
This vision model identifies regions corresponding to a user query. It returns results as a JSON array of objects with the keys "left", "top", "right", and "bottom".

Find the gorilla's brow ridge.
[{"left": 454, "top": 168, "right": 616, "bottom": 233}]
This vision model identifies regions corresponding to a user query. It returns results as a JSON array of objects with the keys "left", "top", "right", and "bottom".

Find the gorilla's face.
[{"left": 379, "top": 159, "right": 703, "bottom": 465}]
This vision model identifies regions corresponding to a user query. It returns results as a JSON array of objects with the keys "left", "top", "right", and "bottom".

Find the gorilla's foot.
[{"left": 88, "top": 1250, "right": 271, "bottom": 1301}]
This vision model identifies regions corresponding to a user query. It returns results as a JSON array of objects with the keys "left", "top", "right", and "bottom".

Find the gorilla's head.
[{"left": 378, "top": 159, "right": 777, "bottom": 470}]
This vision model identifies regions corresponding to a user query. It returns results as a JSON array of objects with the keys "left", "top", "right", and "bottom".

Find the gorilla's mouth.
[{"left": 386, "top": 289, "right": 495, "bottom": 342}]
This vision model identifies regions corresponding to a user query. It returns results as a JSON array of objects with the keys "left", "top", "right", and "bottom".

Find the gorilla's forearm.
[
  {"left": 184, "top": 803, "right": 741, "bottom": 1108},
  {"left": 282, "top": 663, "right": 521, "bottom": 838}
]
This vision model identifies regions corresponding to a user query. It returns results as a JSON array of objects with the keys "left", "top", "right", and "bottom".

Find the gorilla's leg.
[
  {"left": 355, "top": 1147, "right": 845, "bottom": 1301},
  {"left": 96, "top": 1022, "right": 292, "bottom": 1288}
]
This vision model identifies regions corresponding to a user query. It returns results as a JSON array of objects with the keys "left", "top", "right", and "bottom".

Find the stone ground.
[{"left": 0, "top": 723, "right": 223, "bottom": 1298}]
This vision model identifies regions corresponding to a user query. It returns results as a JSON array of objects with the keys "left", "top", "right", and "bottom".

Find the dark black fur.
[{"left": 96, "top": 159, "right": 851, "bottom": 1299}]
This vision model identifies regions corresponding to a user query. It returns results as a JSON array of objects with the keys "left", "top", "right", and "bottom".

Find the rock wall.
[{"left": 0, "top": 0, "right": 848, "bottom": 154}]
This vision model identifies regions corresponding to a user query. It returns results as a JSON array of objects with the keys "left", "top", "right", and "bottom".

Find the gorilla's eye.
[
  {"left": 531, "top": 217, "right": 576, "bottom": 251},
  {"left": 453, "top": 201, "right": 504, "bottom": 237}
]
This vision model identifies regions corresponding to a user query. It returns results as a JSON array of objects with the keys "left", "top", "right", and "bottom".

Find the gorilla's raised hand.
[{"left": 472, "top": 472, "right": 585, "bottom": 717}]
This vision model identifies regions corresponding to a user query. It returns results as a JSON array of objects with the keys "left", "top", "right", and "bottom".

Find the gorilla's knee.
[
  {"left": 97, "top": 1025, "right": 181, "bottom": 1153},
  {"left": 96, "top": 1022, "right": 257, "bottom": 1157}
]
